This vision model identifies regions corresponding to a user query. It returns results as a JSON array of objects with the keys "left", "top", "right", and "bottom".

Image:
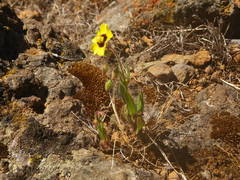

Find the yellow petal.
[
  {"left": 96, "top": 47, "right": 105, "bottom": 56},
  {"left": 99, "top": 24, "right": 108, "bottom": 34},
  {"left": 99, "top": 24, "right": 113, "bottom": 41},
  {"left": 106, "top": 29, "right": 113, "bottom": 40},
  {"left": 91, "top": 43, "right": 106, "bottom": 56}
]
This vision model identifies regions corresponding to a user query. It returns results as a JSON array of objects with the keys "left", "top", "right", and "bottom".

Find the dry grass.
[{"left": 122, "top": 22, "right": 230, "bottom": 64}]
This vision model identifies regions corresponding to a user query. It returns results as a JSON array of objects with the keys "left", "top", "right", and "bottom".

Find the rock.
[
  {"left": 168, "top": 113, "right": 214, "bottom": 151},
  {"left": 95, "top": 0, "right": 133, "bottom": 32},
  {"left": 148, "top": 63, "right": 177, "bottom": 83},
  {"left": 41, "top": 97, "right": 83, "bottom": 133},
  {"left": 25, "top": 53, "right": 49, "bottom": 68},
  {"left": 160, "top": 54, "right": 192, "bottom": 64},
  {"left": 33, "top": 66, "right": 82, "bottom": 105},
  {"left": 33, "top": 149, "right": 160, "bottom": 180},
  {"left": 2, "top": 66, "right": 82, "bottom": 114},
  {"left": 160, "top": 50, "right": 211, "bottom": 66},
  {"left": 1, "top": 1, "right": 240, "bottom": 179},
  {"left": 204, "top": 65, "right": 213, "bottom": 74},
  {"left": 3, "top": 69, "right": 35, "bottom": 91},
  {"left": 196, "top": 84, "right": 240, "bottom": 115},
  {"left": 0, "top": 2, "right": 23, "bottom": 32},
  {"left": 18, "top": 96, "right": 42, "bottom": 110},
  {"left": 96, "top": 0, "right": 240, "bottom": 34},
  {"left": 80, "top": 0, "right": 135, "bottom": 52},
  {"left": 2, "top": 68, "right": 48, "bottom": 114},
  {"left": 190, "top": 50, "right": 211, "bottom": 66},
  {"left": 16, "top": 49, "right": 51, "bottom": 69},
  {"left": 168, "top": 84, "right": 240, "bottom": 152},
  {"left": 171, "top": 64, "right": 195, "bottom": 83},
  {"left": 134, "top": 60, "right": 162, "bottom": 73}
]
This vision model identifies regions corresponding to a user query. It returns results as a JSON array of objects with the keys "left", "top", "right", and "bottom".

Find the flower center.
[{"left": 97, "top": 34, "right": 107, "bottom": 47}]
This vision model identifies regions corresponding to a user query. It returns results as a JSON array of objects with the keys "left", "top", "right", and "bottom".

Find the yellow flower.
[{"left": 91, "top": 24, "right": 113, "bottom": 56}]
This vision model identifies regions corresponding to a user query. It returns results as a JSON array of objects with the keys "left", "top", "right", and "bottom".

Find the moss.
[
  {"left": 0, "top": 101, "right": 29, "bottom": 128},
  {"left": 189, "top": 147, "right": 240, "bottom": 179},
  {"left": 211, "top": 111, "right": 240, "bottom": 147},
  {"left": 68, "top": 62, "right": 110, "bottom": 118}
]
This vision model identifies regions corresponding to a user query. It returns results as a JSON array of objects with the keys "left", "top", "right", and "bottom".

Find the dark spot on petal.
[{"left": 97, "top": 34, "right": 107, "bottom": 47}]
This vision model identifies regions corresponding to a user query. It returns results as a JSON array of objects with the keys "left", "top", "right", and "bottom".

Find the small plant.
[
  {"left": 115, "top": 64, "right": 145, "bottom": 134},
  {"left": 91, "top": 24, "right": 145, "bottom": 138},
  {"left": 94, "top": 111, "right": 108, "bottom": 141}
]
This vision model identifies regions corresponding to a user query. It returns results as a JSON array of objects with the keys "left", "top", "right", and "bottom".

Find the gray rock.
[
  {"left": 95, "top": 0, "right": 132, "bottom": 32},
  {"left": 41, "top": 96, "right": 84, "bottom": 133},
  {"left": 33, "top": 149, "right": 160, "bottom": 180},
  {"left": 33, "top": 66, "right": 82, "bottom": 105},
  {"left": 3, "top": 66, "right": 82, "bottom": 116},
  {"left": 168, "top": 114, "right": 214, "bottom": 150},
  {"left": 196, "top": 84, "right": 240, "bottom": 116},
  {"left": 15, "top": 51, "right": 51, "bottom": 69},
  {"left": 171, "top": 63, "right": 195, "bottom": 83},
  {"left": 3, "top": 69, "right": 35, "bottom": 90},
  {"left": 148, "top": 63, "right": 177, "bottom": 83},
  {"left": 168, "top": 84, "right": 240, "bottom": 152}
]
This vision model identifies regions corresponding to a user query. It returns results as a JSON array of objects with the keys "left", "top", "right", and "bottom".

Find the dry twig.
[
  {"left": 147, "top": 134, "right": 187, "bottom": 180},
  {"left": 220, "top": 79, "right": 240, "bottom": 91},
  {"left": 71, "top": 111, "right": 98, "bottom": 134}
]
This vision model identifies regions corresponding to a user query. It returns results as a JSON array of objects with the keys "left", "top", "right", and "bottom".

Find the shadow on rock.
[{"left": 0, "top": 2, "right": 28, "bottom": 60}]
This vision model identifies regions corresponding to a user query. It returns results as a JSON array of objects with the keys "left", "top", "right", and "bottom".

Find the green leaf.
[
  {"left": 121, "top": 104, "right": 129, "bottom": 120},
  {"left": 105, "top": 79, "right": 113, "bottom": 92},
  {"left": 119, "top": 81, "right": 137, "bottom": 116},
  {"left": 97, "top": 122, "right": 108, "bottom": 140},
  {"left": 136, "top": 117, "right": 145, "bottom": 134},
  {"left": 118, "top": 65, "right": 130, "bottom": 86},
  {"left": 136, "top": 93, "right": 144, "bottom": 113}
]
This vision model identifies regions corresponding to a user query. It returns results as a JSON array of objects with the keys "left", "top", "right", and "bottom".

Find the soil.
[{"left": 0, "top": 0, "right": 240, "bottom": 179}]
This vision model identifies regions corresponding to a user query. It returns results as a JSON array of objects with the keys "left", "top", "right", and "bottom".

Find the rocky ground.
[{"left": 0, "top": 0, "right": 240, "bottom": 179}]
